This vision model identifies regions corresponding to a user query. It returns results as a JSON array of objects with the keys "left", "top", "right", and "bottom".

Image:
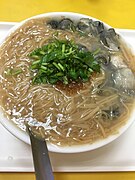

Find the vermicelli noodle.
[{"left": 0, "top": 17, "right": 135, "bottom": 146}]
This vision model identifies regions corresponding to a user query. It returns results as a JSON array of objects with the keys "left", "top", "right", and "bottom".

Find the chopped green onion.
[
  {"left": 29, "top": 39, "right": 101, "bottom": 85},
  {"left": 39, "top": 51, "right": 45, "bottom": 55},
  {"left": 5, "top": 68, "right": 22, "bottom": 76},
  {"left": 32, "top": 60, "right": 41, "bottom": 65},
  {"left": 53, "top": 62, "right": 61, "bottom": 70},
  {"left": 62, "top": 44, "right": 65, "bottom": 53},
  {"left": 31, "top": 55, "right": 40, "bottom": 59},
  {"left": 58, "top": 63, "right": 65, "bottom": 71},
  {"left": 92, "top": 48, "right": 100, "bottom": 55},
  {"left": 41, "top": 66, "right": 47, "bottom": 71}
]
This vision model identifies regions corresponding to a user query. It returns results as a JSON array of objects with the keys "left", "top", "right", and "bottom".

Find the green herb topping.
[
  {"left": 29, "top": 40, "right": 100, "bottom": 85},
  {"left": 5, "top": 68, "right": 22, "bottom": 76}
]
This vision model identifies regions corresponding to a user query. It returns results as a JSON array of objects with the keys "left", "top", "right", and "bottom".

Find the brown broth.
[{"left": 0, "top": 17, "right": 135, "bottom": 146}]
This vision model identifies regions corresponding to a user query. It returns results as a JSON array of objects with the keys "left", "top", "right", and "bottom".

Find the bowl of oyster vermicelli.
[{"left": 0, "top": 12, "right": 135, "bottom": 153}]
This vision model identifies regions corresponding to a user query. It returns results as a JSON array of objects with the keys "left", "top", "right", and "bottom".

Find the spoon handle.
[{"left": 29, "top": 130, "right": 54, "bottom": 180}]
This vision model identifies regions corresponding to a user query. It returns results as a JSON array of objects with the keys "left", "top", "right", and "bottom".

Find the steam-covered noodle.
[{"left": 0, "top": 17, "right": 135, "bottom": 146}]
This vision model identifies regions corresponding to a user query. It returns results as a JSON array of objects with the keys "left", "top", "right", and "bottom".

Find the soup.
[{"left": 0, "top": 17, "right": 135, "bottom": 146}]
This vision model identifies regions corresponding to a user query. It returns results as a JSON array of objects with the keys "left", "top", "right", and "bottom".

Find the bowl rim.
[{"left": 0, "top": 12, "right": 135, "bottom": 153}]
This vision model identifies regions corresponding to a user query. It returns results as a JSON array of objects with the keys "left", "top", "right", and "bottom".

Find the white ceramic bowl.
[{"left": 0, "top": 12, "right": 135, "bottom": 153}]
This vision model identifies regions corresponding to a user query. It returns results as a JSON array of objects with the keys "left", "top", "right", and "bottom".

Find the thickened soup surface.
[{"left": 0, "top": 17, "right": 135, "bottom": 146}]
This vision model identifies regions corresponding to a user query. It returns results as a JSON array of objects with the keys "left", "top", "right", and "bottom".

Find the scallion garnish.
[
  {"left": 5, "top": 68, "right": 22, "bottom": 76},
  {"left": 29, "top": 39, "right": 100, "bottom": 85}
]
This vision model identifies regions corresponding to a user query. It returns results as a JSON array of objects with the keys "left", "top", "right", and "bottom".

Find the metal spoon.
[{"left": 27, "top": 127, "right": 54, "bottom": 180}]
